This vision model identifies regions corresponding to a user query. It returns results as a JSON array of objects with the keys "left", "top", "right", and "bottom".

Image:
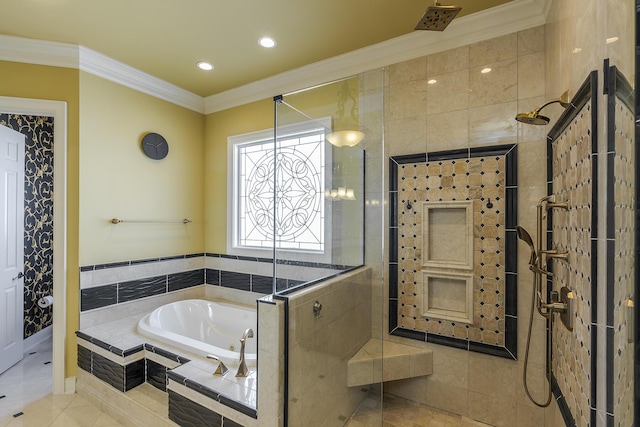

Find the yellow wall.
[
  {"left": 79, "top": 72, "right": 205, "bottom": 265},
  {"left": 0, "top": 60, "right": 80, "bottom": 377},
  {"left": 204, "top": 99, "right": 273, "bottom": 253}
]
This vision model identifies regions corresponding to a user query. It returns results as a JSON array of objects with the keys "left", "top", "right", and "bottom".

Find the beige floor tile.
[
  {"left": 49, "top": 403, "right": 103, "bottom": 427},
  {"left": 4, "top": 407, "right": 63, "bottom": 426},
  {"left": 92, "top": 412, "right": 123, "bottom": 427}
]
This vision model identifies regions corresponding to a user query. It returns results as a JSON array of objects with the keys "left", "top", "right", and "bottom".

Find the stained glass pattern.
[{"left": 236, "top": 130, "right": 325, "bottom": 252}]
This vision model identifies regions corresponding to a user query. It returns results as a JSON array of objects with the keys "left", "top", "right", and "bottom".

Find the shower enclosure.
[{"left": 253, "top": 70, "right": 386, "bottom": 425}]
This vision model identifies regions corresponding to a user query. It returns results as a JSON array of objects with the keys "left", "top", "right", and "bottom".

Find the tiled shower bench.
[
  {"left": 76, "top": 323, "right": 257, "bottom": 427},
  {"left": 347, "top": 338, "right": 433, "bottom": 387}
]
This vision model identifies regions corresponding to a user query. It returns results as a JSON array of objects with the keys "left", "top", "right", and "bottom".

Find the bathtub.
[{"left": 137, "top": 299, "right": 257, "bottom": 367}]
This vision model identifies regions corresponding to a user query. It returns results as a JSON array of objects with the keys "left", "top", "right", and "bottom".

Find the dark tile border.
[
  {"left": 80, "top": 253, "right": 356, "bottom": 311},
  {"left": 167, "top": 371, "right": 257, "bottom": 419},
  {"left": 388, "top": 144, "right": 518, "bottom": 360},
  {"left": 552, "top": 375, "right": 577, "bottom": 427},
  {"left": 82, "top": 252, "right": 352, "bottom": 272},
  {"left": 75, "top": 331, "right": 145, "bottom": 358}
]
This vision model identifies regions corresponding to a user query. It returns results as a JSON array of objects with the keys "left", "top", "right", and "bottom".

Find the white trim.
[
  {"left": 65, "top": 377, "right": 76, "bottom": 394},
  {"left": 78, "top": 47, "right": 204, "bottom": 113},
  {"left": 0, "top": 0, "right": 549, "bottom": 114},
  {"left": 0, "top": 34, "right": 79, "bottom": 69},
  {"left": 0, "top": 96, "right": 68, "bottom": 395}
]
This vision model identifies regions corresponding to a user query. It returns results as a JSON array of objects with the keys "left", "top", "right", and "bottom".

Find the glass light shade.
[{"left": 326, "top": 130, "right": 365, "bottom": 147}]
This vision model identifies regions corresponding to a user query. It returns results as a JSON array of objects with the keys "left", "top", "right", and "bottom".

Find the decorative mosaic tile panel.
[
  {"left": 0, "top": 114, "right": 54, "bottom": 339},
  {"left": 550, "top": 100, "right": 593, "bottom": 427},
  {"left": 398, "top": 156, "right": 506, "bottom": 345},
  {"left": 611, "top": 75, "right": 635, "bottom": 427},
  {"left": 389, "top": 145, "right": 518, "bottom": 358}
]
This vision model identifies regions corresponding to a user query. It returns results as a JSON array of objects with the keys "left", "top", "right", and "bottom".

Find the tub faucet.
[
  {"left": 206, "top": 354, "right": 228, "bottom": 376},
  {"left": 236, "top": 328, "right": 254, "bottom": 377}
]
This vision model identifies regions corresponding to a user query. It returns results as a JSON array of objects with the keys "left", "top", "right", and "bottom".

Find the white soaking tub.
[{"left": 137, "top": 299, "right": 257, "bottom": 367}]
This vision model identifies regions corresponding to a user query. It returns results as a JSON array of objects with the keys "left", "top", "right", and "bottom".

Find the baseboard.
[
  {"left": 65, "top": 377, "right": 76, "bottom": 394},
  {"left": 23, "top": 325, "right": 52, "bottom": 353}
]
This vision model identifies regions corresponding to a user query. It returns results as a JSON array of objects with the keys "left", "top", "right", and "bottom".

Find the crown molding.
[
  {"left": 204, "top": 0, "right": 551, "bottom": 114},
  {"left": 0, "top": 34, "right": 79, "bottom": 68},
  {"left": 0, "top": 0, "right": 550, "bottom": 115},
  {"left": 78, "top": 47, "right": 204, "bottom": 113},
  {"left": 0, "top": 35, "right": 204, "bottom": 113}
]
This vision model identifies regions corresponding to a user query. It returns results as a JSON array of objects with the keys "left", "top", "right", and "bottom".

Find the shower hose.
[{"left": 522, "top": 268, "right": 553, "bottom": 408}]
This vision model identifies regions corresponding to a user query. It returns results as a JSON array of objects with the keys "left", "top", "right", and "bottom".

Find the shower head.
[
  {"left": 515, "top": 111, "right": 550, "bottom": 125},
  {"left": 515, "top": 90, "right": 571, "bottom": 125},
  {"left": 415, "top": 2, "right": 462, "bottom": 31},
  {"left": 516, "top": 225, "right": 537, "bottom": 266}
]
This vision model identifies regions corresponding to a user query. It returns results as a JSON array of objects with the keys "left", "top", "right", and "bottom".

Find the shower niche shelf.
[
  {"left": 422, "top": 200, "right": 474, "bottom": 270},
  {"left": 422, "top": 271, "right": 473, "bottom": 324}
]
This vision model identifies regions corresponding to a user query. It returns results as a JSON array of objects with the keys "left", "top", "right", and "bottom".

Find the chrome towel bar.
[{"left": 110, "top": 218, "right": 192, "bottom": 224}]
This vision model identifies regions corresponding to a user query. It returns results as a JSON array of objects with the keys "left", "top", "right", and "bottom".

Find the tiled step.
[
  {"left": 77, "top": 370, "right": 177, "bottom": 427},
  {"left": 347, "top": 339, "right": 433, "bottom": 387}
]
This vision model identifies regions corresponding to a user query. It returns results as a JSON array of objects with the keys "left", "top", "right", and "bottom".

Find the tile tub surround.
[
  {"left": 75, "top": 307, "right": 258, "bottom": 427},
  {"left": 80, "top": 253, "right": 352, "bottom": 313},
  {"left": 388, "top": 145, "right": 518, "bottom": 359}
]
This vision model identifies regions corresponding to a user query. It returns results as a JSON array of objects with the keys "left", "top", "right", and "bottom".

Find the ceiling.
[{"left": 0, "top": 0, "right": 512, "bottom": 98}]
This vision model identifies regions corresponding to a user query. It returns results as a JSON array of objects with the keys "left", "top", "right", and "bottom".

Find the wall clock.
[{"left": 141, "top": 132, "right": 169, "bottom": 160}]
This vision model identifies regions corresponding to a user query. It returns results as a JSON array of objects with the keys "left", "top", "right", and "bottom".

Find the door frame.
[{"left": 0, "top": 96, "right": 68, "bottom": 394}]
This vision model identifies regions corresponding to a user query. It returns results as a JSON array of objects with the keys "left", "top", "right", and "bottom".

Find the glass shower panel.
[
  {"left": 274, "top": 77, "right": 366, "bottom": 291},
  {"left": 272, "top": 70, "right": 384, "bottom": 426}
]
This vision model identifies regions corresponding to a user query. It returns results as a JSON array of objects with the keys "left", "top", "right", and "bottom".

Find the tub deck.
[{"left": 76, "top": 309, "right": 257, "bottom": 426}]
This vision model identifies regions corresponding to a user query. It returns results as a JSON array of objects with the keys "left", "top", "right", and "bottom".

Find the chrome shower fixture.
[
  {"left": 414, "top": 2, "right": 462, "bottom": 31},
  {"left": 515, "top": 90, "right": 571, "bottom": 125}
]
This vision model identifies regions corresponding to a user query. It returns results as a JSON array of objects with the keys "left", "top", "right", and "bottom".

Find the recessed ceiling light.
[
  {"left": 572, "top": 48, "right": 582, "bottom": 54},
  {"left": 606, "top": 36, "right": 619, "bottom": 44},
  {"left": 481, "top": 67, "right": 492, "bottom": 74},
  {"left": 196, "top": 61, "right": 214, "bottom": 71},
  {"left": 258, "top": 37, "right": 277, "bottom": 48},
  {"left": 428, "top": 79, "right": 437, "bottom": 85}
]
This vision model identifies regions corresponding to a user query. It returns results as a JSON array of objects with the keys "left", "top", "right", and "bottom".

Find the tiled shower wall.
[
  {"left": 610, "top": 68, "right": 634, "bottom": 427},
  {"left": 380, "top": 27, "right": 550, "bottom": 427},
  {"left": 0, "top": 114, "right": 54, "bottom": 339},
  {"left": 548, "top": 88, "right": 596, "bottom": 427}
]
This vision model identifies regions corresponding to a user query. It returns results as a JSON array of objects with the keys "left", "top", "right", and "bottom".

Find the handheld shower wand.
[{"left": 516, "top": 225, "right": 553, "bottom": 407}]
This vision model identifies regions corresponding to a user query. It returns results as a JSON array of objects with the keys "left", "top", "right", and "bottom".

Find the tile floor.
[
  {"left": 0, "top": 338, "right": 490, "bottom": 426},
  {"left": 0, "top": 339, "right": 122, "bottom": 427},
  {"left": 347, "top": 392, "right": 493, "bottom": 427}
]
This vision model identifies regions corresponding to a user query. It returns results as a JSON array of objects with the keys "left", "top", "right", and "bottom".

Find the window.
[{"left": 228, "top": 119, "right": 331, "bottom": 258}]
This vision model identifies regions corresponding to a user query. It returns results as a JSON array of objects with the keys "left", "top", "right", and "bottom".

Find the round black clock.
[{"left": 141, "top": 133, "right": 169, "bottom": 160}]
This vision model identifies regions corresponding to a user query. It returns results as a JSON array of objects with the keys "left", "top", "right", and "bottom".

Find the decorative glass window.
[{"left": 228, "top": 119, "right": 330, "bottom": 255}]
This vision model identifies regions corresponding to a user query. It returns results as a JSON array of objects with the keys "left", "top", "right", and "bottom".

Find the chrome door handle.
[{"left": 12, "top": 272, "right": 24, "bottom": 280}]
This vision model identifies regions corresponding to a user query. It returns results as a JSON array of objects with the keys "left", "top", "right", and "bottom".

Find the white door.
[{"left": 0, "top": 125, "right": 25, "bottom": 374}]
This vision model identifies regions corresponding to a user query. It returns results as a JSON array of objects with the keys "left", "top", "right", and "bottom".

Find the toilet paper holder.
[{"left": 38, "top": 295, "right": 53, "bottom": 309}]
